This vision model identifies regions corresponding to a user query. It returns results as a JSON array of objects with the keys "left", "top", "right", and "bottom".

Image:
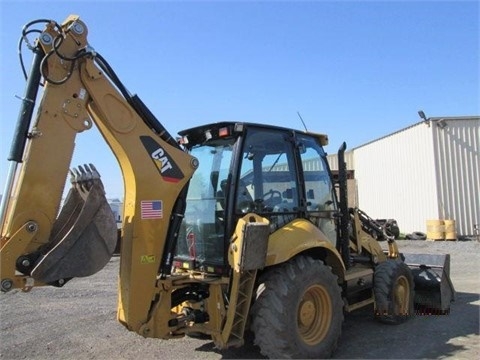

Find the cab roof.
[{"left": 178, "top": 121, "right": 328, "bottom": 146}]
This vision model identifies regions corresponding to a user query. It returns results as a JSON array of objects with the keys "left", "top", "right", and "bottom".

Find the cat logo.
[
  {"left": 151, "top": 147, "right": 173, "bottom": 173},
  {"left": 140, "top": 136, "right": 184, "bottom": 183}
]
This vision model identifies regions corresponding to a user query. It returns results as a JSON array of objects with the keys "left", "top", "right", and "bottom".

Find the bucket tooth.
[
  {"left": 404, "top": 253, "right": 456, "bottom": 313},
  {"left": 30, "top": 164, "right": 117, "bottom": 284}
]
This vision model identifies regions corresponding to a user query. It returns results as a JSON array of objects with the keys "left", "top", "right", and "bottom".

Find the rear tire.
[
  {"left": 374, "top": 259, "right": 414, "bottom": 324},
  {"left": 251, "top": 256, "right": 343, "bottom": 359}
]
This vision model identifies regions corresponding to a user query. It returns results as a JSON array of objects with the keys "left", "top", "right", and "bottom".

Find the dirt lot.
[{"left": 1, "top": 240, "right": 479, "bottom": 359}]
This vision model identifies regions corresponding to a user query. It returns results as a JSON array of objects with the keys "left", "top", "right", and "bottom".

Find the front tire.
[
  {"left": 374, "top": 259, "right": 414, "bottom": 324},
  {"left": 251, "top": 256, "right": 343, "bottom": 359}
]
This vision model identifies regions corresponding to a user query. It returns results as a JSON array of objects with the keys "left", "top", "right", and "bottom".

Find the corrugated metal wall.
[
  {"left": 327, "top": 117, "right": 479, "bottom": 237},
  {"left": 433, "top": 117, "right": 480, "bottom": 236},
  {"left": 353, "top": 122, "right": 439, "bottom": 234}
]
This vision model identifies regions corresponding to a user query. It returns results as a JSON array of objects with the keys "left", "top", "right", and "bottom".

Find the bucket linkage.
[{"left": 27, "top": 164, "right": 117, "bottom": 285}]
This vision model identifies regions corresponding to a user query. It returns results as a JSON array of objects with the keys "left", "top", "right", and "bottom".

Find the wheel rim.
[
  {"left": 394, "top": 275, "right": 410, "bottom": 314},
  {"left": 297, "top": 284, "right": 332, "bottom": 345}
]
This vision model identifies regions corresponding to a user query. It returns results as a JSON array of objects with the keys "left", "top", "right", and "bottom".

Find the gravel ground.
[{"left": 1, "top": 240, "right": 479, "bottom": 359}]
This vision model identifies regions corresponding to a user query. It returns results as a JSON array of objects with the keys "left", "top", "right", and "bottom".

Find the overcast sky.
[{"left": 1, "top": 0, "right": 478, "bottom": 199}]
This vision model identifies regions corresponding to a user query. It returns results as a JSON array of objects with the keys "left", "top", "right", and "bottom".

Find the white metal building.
[{"left": 328, "top": 116, "right": 480, "bottom": 238}]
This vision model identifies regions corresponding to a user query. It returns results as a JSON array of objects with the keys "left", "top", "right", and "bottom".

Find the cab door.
[{"left": 296, "top": 134, "right": 337, "bottom": 244}]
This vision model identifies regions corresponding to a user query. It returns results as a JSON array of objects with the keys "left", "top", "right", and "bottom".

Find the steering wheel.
[{"left": 262, "top": 190, "right": 282, "bottom": 207}]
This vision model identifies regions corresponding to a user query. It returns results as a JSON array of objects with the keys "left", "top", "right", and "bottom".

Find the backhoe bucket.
[
  {"left": 403, "top": 253, "right": 456, "bottom": 313},
  {"left": 31, "top": 164, "right": 117, "bottom": 284}
]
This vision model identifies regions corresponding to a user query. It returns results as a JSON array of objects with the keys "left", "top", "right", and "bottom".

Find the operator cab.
[{"left": 173, "top": 122, "right": 337, "bottom": 274}]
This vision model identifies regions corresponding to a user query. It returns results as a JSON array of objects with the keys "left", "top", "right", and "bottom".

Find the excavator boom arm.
[{"left": 0, "top": 16, "right": 197, "bottom": 334}]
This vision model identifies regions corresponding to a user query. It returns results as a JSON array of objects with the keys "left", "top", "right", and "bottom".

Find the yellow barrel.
[
  {"left": 426, "top": 220, "right": 445, "bottom": 240},
  {"left": 444, "top": 219, "right": 457, "bottom": 241}
]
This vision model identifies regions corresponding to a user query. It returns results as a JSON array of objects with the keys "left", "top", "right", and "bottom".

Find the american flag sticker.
[{"left": 141, "top": 200, "right": 163, "bottom": 219}]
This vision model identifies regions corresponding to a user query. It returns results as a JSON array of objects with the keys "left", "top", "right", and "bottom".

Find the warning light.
[
  {"left": 178, "top": 136, "right": 189, "bottom": 145},
  {"left": 219, "top": 127, "right": 229, "bottom": 137}
]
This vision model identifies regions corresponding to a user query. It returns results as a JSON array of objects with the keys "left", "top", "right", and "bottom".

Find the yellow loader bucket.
[
  {"left": 403, "top": 253, "right": 456, "bottom": 313},
  {"left": 30, "top": 164, "right": 117, "bottom": 284}
]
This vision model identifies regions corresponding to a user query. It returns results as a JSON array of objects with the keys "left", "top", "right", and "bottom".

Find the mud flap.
[
  {"left": 403, "top": 253, "right": 456, "bottom": 313},
  {"left": 31, "top": 164, "right": 117, "bottom": 284}
]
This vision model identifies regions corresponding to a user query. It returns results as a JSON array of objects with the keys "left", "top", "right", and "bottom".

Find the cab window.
[{"left": 236, "top": 128, "right": 299, "bottom": 230}]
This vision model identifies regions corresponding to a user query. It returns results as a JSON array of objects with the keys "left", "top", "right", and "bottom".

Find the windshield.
[{"left": 174, "top": 140, "right": 234, "bottom": 270}]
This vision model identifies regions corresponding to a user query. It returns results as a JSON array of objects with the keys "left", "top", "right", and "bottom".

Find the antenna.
[{"left": 297, "top": 111, "right": 308, "bottom": 132}]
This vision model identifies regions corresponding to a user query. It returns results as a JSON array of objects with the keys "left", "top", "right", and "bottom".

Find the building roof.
[{"left": 353, "top": 115, "right": 480, "bottom": 150}]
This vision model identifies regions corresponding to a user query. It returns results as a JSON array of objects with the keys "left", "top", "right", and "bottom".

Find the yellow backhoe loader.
[{"left": 0, "top": 16, "right": 455, "bottom": 359}]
